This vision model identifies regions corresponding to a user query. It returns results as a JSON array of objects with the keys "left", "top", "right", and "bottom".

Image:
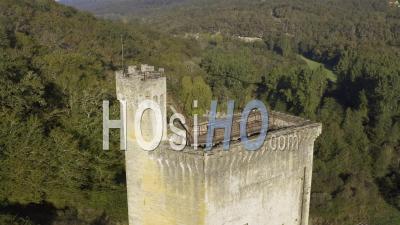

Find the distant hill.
[
  {"left": 59, "top": 0, "right": 194, "bottom": 15},
  {"left": 59, "top": 0, "right": 113, "bottom": 9},
  {"left": 59, "top": 0, "right": 396, "bottom": 43}
]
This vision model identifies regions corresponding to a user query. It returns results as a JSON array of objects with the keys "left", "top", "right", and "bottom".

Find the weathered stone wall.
[
  {"left": 116, "top": 70, "right": 172, "bottom": 224},
  {"left": 125, "top": 143, "right": 207, "bottom": 225},
  {"left": 204, "top": 124, "right": 321, "bottom": 225}
]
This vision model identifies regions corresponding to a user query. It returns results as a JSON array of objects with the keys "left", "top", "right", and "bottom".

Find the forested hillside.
[
  {"left": 1, "top": 0, "right": 400, "bottom": 225},
  {"left": 61, "top": 0, "right": 400, "bottom": 225},
  {"left": 0, "top": 0, "right": 201, "bottom": 224},
  {"left": 60, "top": 0, "right": 399, "bottom": 42}
]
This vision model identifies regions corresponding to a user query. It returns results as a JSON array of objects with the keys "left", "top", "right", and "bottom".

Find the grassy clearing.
[{"left": 299, "top": 55, "right": 337, "bottom": 82}]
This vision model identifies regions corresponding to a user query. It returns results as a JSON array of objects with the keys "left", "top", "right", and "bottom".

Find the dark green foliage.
[
  {"left": 2, "top": 0, "right": 400, "bottom": 225},
  {"left": 179, "top": 76, "right": 212, "bottom": 115},
  {"left": 0, "top": 0, "right": 199, "bottom": 224}
]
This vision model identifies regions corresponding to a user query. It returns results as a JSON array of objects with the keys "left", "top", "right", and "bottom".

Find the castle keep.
[{"left": 116, "top": 65, "right": 322, "bottom": 225}]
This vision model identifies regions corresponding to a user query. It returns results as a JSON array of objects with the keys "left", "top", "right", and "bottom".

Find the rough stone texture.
[{"left": 116, "top": 65, "right": 322, "bottom": 225}]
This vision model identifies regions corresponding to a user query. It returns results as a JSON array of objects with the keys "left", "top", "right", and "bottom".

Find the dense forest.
[
  {"left": 1, "top": 0, "right": 400, "bottom": 224},
  {"left": 0, "top": 0, "right": 201, "bottom": 224}
]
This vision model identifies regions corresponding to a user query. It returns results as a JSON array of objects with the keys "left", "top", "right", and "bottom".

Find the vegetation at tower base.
[{"left": 0, "top": 0, "right": 399, "bottom": 225}]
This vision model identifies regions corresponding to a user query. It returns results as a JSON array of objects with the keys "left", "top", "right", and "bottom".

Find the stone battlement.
[
  {"left": 120, "top": 64, "right": 165, "bottom": 80},
  {"left": 389, "top": 0, "right": 400, "bottom": 7}
]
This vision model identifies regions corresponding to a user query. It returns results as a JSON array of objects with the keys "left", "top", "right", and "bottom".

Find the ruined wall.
[{"left": 116, "top": 67, "right": 322, "bottom": 225}]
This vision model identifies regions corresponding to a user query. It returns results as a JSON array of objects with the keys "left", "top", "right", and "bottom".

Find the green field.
[{"left": 299, "top": 55, "right": 337, "bottom": 82}]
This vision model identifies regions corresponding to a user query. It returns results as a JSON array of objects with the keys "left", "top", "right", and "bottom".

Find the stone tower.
[
  {"left": 116, "top": 65, "right": 322, "bottom": 225},
  {"left": 116, "top": 64, "right": 167, "bottom": 142}
]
